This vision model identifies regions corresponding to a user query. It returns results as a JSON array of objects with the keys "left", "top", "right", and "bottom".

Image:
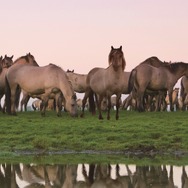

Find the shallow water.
[{"left": 0, "top": 163, "right": 187, "bottom": 187}]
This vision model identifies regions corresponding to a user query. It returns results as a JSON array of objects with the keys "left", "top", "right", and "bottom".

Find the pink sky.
[{"left": 1, "top": 0, "right": 188, "bottom": 75}]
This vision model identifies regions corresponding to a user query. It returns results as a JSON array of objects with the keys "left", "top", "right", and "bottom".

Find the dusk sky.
[{"left": 1, "top": 0, "right": 188, "bottom": 75}]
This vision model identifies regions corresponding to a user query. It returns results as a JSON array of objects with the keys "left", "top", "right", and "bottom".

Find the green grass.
[{"left": 0, "top": 110, "right": 188, "bottom": 164}]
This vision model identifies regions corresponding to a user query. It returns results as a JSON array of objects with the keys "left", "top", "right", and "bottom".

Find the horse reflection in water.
[
  {"left": 130, "top": 165, "right": 178, "bottom": 188},
  {"left": 1, "top": 163, "right": 187, "bottom": 187}
]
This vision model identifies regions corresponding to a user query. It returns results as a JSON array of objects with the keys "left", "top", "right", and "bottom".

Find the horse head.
[
  {"left": 2, "top": 55, "right": 14, "bottom": 68},
  {"left": 64, "top": 93, "right": 78, "bottom": 117},
  {"left": 108, "top": 46, "right": 126, "bottom": 71}
]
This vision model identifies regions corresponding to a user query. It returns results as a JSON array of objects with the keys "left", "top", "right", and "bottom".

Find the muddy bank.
[{"left": 14, "top": 148, "right": 188, "bottom": 158}]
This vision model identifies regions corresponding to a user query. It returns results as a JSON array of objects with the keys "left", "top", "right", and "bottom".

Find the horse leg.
[
  {"left": 182, "top": 93, "right": 187, "bottom": 111},
  {"left": 20, "top": 97, "right": 24, "bottom": 112},
  {"left": 168, "top": 90, "right": 174, "bottom": 111},
  {"left": 24, "top": 95, "right": 30, "bottom": 111},
  {"left": 10, "top": 90, "right": 17, "bottom": 115},
  {"left": 0, "top": 96, "right": 2, "bottom": 111},
  {"left": 137, "top": 92, "right": 145, "bottom": 112},
  {"left": 40, "top": 98, "right": 48, "bottom": 116},
  {"left": 98, "top": 95, "right": 104, "bottom": 120},
  {"left": 21, "top": 94, "right": 30, "bottom": 112},
  {"left": 80, "top": 92, "right": 89, "bottom": 118},
  {"left": 122, "top": 94, "right": 132, "bottom": 110},
  {"left": 55, "top": 94, "right": 63, "bottom": 117},
  {"left": 115, "top": 94, "right": 121, "bottom": 120},
  {"left": 89, "top": 90, "right": 96, "bottom": 115},
  {"left": 107, "top": 96, "right": 112, "bottom": 120}
]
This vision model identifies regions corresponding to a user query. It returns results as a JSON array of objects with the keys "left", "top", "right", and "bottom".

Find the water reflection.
[{"left": 0, "top": 163, "right": 187, "bottom": 187}]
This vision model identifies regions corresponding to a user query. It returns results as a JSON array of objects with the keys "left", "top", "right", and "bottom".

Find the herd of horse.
[
  {"left": 1, "top": 46, "right": 188, "bottom": 119},
  {"left": 0, "top": 163, "right": 187, "bottom": 187}
]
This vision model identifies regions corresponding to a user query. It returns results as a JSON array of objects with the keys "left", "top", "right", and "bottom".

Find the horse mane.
[{"left": 167, "top": 62, "right": 187, "bottom": 73}]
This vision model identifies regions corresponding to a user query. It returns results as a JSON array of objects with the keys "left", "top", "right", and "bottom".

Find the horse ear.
[
  {"left": 111, "top": 46, "right": 114, "bottom": 50},
  {"left": 10, "top": 55, "right": 13, "bottom": 59},
  {"left": 4, "top": 54, "right": 7, "bottom": 58},
  {"left": 120, "top": 46, "right": 122, "bottom": 50},
  {"left": 72, "top": 69, "right": 74, "bottom": 73}
]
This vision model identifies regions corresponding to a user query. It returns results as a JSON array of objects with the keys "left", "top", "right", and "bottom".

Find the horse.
[
  {"left": 164, "top": 88, "right": 179, "bottom": 111},
  {"left": 76, "top": 98, "right": 89, "bottom": 111},
  {"left": 180, "top": 76, "right": 188, "bottom": 110},
  {"left": 5, "top": 53, "right": 78, "bottom": 117},
  {"left": 66, "top": 69, "right": 87, "bottom": 93},
  {"left": 122, "top": 91, "right": 136, "bottom": 110},
  {"left": 129, "top": 62, "right": 188, "bottom": 112},
  {"left": 0, "top": 55, "right": 14, "bottom": 112},
  {"left": 32, "top": 99, "right": 42, "bottom": 111},
  {"left": 81, "top": 46, "right": 126, "bottom": 120},
  {"left": 128, "top": 57, "right": 172, "bottom": 112},
  {"left": 101, "top": 96, "right": 123, "bottom": 111},
  {"left": 32, "top": 99, "right": 56, "bottom": 111}
]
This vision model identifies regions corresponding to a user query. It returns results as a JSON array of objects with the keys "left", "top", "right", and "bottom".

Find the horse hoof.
[{"left": 99, "top": 116, "right": 103, "bottom": 120}]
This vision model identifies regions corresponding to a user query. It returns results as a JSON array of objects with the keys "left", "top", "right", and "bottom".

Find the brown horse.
[
  {"left": 5, "top": 53, "right": 78, "bottom": 117},
  {"left": 129, "top": 62, "right": 188, "bottom": 112},
  {"left": 81, "top": 46, "right": 126, "bottom": 120},
  {"left": 128, "top": 56, "right": 171, "bottom": 112},
  {"left": 0, "top": 55, "right": 14, "bottom": 112}
]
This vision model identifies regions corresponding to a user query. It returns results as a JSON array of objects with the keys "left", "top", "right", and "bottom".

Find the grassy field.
[{"left": 0, "top": 110, "right": 188, "bottom": 164}]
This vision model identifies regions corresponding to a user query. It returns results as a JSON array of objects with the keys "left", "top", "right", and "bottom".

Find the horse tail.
[
  {"left": 15, "top": 85, "right": 21, "bottom": 110},
  {"left": 88, "top": 90, "right": 95, "bottom": 114},
  {"left": 180, "top": 78, "right": 185, "bottom": 97},
  {"left": 5, "top": 76, "right": 11, "bottom": 114},
  {"left": 128, "top": 69, "right": 136, "bottom": 93}
]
